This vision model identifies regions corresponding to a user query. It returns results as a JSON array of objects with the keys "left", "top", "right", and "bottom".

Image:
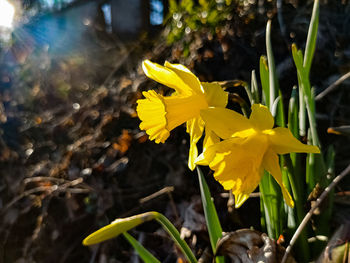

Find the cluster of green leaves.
[
  {"left": 242, "top": 1, "right": 335, "bottom": 261},
  {"left": 165, "top": 0, "right": 234, "bottom": 44}
]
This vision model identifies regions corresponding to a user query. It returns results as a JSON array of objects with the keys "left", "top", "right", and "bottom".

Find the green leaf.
[
  {"left": 288, "top": 86, "right": 299, "bottom": 138},
  {"left": 266, "top": 20, "right": 278, "bottom": 111},
  {"left": 260, "top": 172, "right": 284, "bottom": 239},
  {"left": 251, "top": 70, "right": 260, "bottom": 104},
  {"left": 303, "top": 0, "right": 319, "bottom": 75},
  {"left": 259, "top": 56, "right": 270, "bottom": 107},
  {"left": 155, "top": 213, "right": 198, "bottom": 263},
  {"left": 197, "top": 167, "right": 225, "bottom": 263},
  {"left": 123, "top": 232, "right": 161, "bottom": 263}
]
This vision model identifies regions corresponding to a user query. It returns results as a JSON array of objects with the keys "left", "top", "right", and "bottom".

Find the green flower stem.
[
  {"left": 228, "top": 93, "right": 250, "bottom": 117},
  {"left": 266, "top": 20, "right": 277, "bottom": 111},
  {"left": 197, "top": 167, "right": 225, "bottom": 263},
  {"left": 304, "top": 92, "right": 320, "bottom": 147},
  {"left": 259, "top": 173, "right": 283, "bottom": 239},
  {"left": 251, "top": 70, "right": 260, "bottom": 104},
  {"left": 303, "top": 0, "right": 319, "bottom": 74},
  {"left": 122, "top": 232, "right": 161, "bottom": 263},
  {"left": 284, "top": 155, "right": 310, "bottom": 261},
  {"left": 242, "top": 81, "right": 254, "bottom": 105},
  {"left": 155, "top": 212, "right": 198, "bottom": 263},
  {"left": 298, "top": 84, "right": 306, "bottom": 137}
]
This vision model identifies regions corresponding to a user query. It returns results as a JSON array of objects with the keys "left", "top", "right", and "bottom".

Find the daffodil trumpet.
[
  {"left": 195, "top": 104, "right": 320, "bottom": 208},
  {"left": 137, "top": 60, "right": 228, "bottom": 170}
]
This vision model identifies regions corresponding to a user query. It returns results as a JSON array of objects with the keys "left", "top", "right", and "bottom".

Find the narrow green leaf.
[
  {"left": 123, "top": 232, "right": 161, "bottom": 263},
  {"left": 324, "top": 145, "right": 335, "bottom": 217},
  {"left": 196, "top": 167, "right": 224, "bottom": 263},
  {"left": 242, "top": 82, "right": 254, "bottom": 105},
  {"left": 303, "top": 0, "right": 320, "bottom": 74},
  {"left": 155, "top": 213, "right": 198, "bottom": 263},
  {"left": 251, "top": 70, "right": 260, "bottom": 104},
  {"left": 283, "top": 155, "right": 310, "bottom": 261},
  {"left": 288, "top": 86, "right": 299, "bottom": 138},
  {"left": 259, "top": 55, "right": 270, "bottom": 107},
  {"left": 266, "top": 20, "right": 278, "bottom": 111},
  {"left": 259, "top": 172, "right": 283, "bottom": 239},
  {"left": 291, "top": 44, "right": 307, "bottom": 137},
  {"left": 325, "top": 145, "right": 335, "bottom": 181}
]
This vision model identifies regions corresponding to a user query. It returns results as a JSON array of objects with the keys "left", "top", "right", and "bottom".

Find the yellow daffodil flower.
[
  {"left": 137, "top": 60, "right": 228, "bottom": 170},
  {"left": 195, "top": 104, "right": 320, "bottom": 208}
]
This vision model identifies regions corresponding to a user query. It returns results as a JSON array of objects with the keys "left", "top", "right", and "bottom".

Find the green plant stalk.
[
  {"left": 242, "top": 82, "right": 254, "bottom": 105},
  {"left": 259, "top": 179, "right": 274, "bottom": 238},
  {"left": 197, "top": 167, "right": 225, "bottom": 263},
  {"left": 260, "top": 196, "right": 267, "bottom": 233},
  {"left": 284, "top": 155, "right": 310, "bottom": 261},
  {"left": 260, "top": 56, "right": 270, "bottom": 107},
  {"left": 261, "top": 19, "right": 285, "bottom": 239},
  {"left": 276, "top": 90, "right": 285, "bottom": 127},
  {"left": 155, "top": 212, "right": 198, "bottom": 263},
  {"left": 324, "top": 145, "right": 335, "bottom": 218},
  {"left": 123, "top": 232, "right": 161, "bottom": 263},
  {"left": 259, "top": 173, "right": 283, "bottom": 239},
  {"left": 288, "top": 87, "right": 299, "bottom": 138},
  {"left": 298, "top": 84, "right": 306, "bottom": 137},
  {"left": 287, "top": 88, "right": 305, "bottom": 205},
  {"left": 303, "top": 0, "right": 319, "bottom": 75},
  {"left": 287, "top": 89, "right": 311, "bottom": 261},
  {"left": 299, "top": 0, "right": 320, "bottom": 146},
  {"left": 266, "top": 20, "right": 276, "bottom": 111},
  {"left": 301, "top": 83, "right": 320, "bottom": 147},
  {"left": 251, "top": 70, "right": 260, "bottom": 104}
]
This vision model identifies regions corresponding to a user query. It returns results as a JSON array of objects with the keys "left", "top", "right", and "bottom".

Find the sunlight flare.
[{"left": 0, "top": 0, "right": 15, "bottom": 28}]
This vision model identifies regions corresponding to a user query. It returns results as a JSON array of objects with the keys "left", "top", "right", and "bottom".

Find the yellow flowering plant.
[
  {"left": 137, "top": 59, "right": 228, "bottom": 170},
  {"left": 195, "top": 104, "right": 319, "bottom": 208},
  {"left": 83, "top": 1, "right": 335, "bottom": 262}
]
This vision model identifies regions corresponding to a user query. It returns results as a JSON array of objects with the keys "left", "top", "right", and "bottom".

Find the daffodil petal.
[
  {"left": 201, "top": 136, "right": 268, "bottom": 208},
  {"left": 235, "top": 193, "right": 250, "bottom": 208},
  {"left": 203, "top": 128, "right": 220, "bottom": 152},
  {"left": 137, "top": 90, "right": 169, "bottom": 143},
  {"left": 164, "top": 61, "right": 202, "bottom": 94},
  {"left": 187, "top": 117, "right": 205, "bottom": 170},
  {"left": 262, "top": 149, "right": 294, "bottom": 208},
  {"left": 266, "top": 127, "right": 320, "bottom": 154},
  {"left": 142, "top": 60, "right": 197, "bottom": 96},
  {"left": 200, "top": 108, "right": 253, "bottom": 139},
  {"left": 195, "top": 137, "right": 237, "bottom": 166},
  {"left": 249, "top": 104, "right": 274, "bottom": 130},
  {"left": 164, "top": 93, "right": 207, "bottom": 131},
  {"left": 202, "top": 82, "right": 228, "bottom": 108}
]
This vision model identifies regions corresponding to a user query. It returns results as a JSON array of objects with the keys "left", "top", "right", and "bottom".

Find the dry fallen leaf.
[{"left": 215, "top": 229, "right": 296, "bottom": 263}]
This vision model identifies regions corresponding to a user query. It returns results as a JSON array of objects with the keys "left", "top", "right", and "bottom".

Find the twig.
[
  {"left": 281, "top": 164, "right": 350, "bottom": 263},
  {"left": 23, "top": 176, "right": 67, "bottom": 185},
  {"left": 2, "top": 178, "right": 85, "bottom": 213},
  {"left": 315, "top": 71, "right": 350, "bottom": 101},
  {"left": 139, "top": 186, "right": 174, "bottom": 204}
]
